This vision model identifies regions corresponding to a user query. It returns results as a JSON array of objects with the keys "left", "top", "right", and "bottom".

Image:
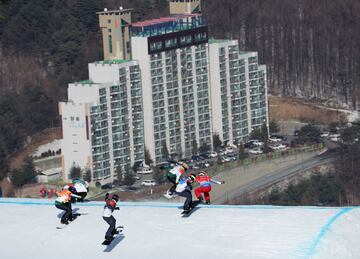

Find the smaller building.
[
  {"left": 36, "top": 168, "right": 62, "bottom": 183},
  {"left": 59, "top": 60, "right": 145, "bottom": 186}
]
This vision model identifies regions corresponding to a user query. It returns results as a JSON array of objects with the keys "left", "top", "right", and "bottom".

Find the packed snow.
[{"left": 0, "top": 198, "right": 359, "bottom": 259}]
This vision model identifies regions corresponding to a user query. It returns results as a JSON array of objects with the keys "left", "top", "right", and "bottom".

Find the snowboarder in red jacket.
[
  {"left": 103, "top": 193, "right": 120, "bottom": 242},
  {"left": 194, "top": 171, "right": 225, "bottom": 205}
]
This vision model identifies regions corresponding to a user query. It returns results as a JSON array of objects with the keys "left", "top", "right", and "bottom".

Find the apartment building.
[
  {"left": 131, "top": 13, "right": 212, "bottom": 162},
  {"left": 59, "top": 60, "right": 144, "bottom": 186},
  {"left": 209, "top": 40, "right": 268, "bottom": 144}
]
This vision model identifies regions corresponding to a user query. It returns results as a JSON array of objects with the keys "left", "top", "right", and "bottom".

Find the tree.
[
  {"left": 238, "top": 142, "right": 247, "bottom": 160},
  {"left": 191, "top": 138, "right": 198, "bottom": 155},
  {"left": 250, "top": 128, "right": 262, "bottom": 140},
  {"left": 69, "top": 165, "right": 82, "bottom": 180},
  {"left": 123, "top": 170, "right": 136, "bottom": 187},
  {"left": 10, "top": 169, "right": 27, "bottom": 190},
  {"left": 199, "top": 142, "right": 210, "bottom": 154},
  {"left": 144, "top": 146, "right": 153, "bottom": 166},
  {"left": 0, "top": 137, "right": 8, "bottom": 180},
  {"left": 84, "top": 169, "right": 91, "bottom": 183},
  {"left": 269, "top": 119, "right": 280, "bottom": 134},
  {"left": 260, "top": 123, "right": 269, "bottom": 143},
  {"left": 153, "top": 166, "right": 165, "bottom": 184},
  {"left": 115, "top": 164, "right": 123, "bottom": 185},
  {"left": 213, "top": 133, "right": 222, "bottom": 151},
  {"left": 298, "top": 124, "right": 321, "bottom": 144},
  {"left": 329, "top": 122, "right": 339, "bottom": 134},
  {"left": 161, "top": 141, "right": 169, "bottom": 160},
  {"left": 260, "top": 123, "right": 270, "bottom": 153},
  {"left": 22, "top": 156, "right": 37, "bottom": 184}
]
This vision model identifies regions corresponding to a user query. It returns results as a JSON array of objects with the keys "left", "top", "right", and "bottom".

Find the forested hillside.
[
  {"left": 203, "top": 0, "right": 360, "bottom": 109},
  {"left": 1, "top": 0, "right": 360, "bottom": 178}
]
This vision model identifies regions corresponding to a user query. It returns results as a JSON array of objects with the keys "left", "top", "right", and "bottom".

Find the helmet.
[
  {"left": 68, "top": 186, "right": 77, "bottom": 194},
  {"left": 112, "top": 194, "right": 119, "bottom": 202},
  {"left": 198, "top": 171, "right": 206, "bottom": 176},
  {"left": 181, "top": 162, "right": 189, "bottom": 171},
  {"left": 188, "top": 174, "right": 196, "bottom": 182}
]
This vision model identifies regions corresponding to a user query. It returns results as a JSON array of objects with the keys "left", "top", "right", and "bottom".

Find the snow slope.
[{"left": 0, "top": 198, "right": 359, "bottom": 259}]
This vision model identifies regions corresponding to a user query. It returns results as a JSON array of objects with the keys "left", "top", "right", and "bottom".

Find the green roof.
[
  {"left": 76, "top": 80, "right": 94, "bottom": 85},
  {"left": 208, "top": 38, "right": 229, "bottom": 44},
  {"left": 97, "top": 59, "right": 130, "bottom": 65}
]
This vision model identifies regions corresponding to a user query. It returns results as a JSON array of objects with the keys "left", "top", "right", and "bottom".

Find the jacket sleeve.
[
  {"left": 210, "top": 178, "right": 223, "bottom": 185},
  {"left": 70, "top": 193, "right": 82, "bottom": 199}
]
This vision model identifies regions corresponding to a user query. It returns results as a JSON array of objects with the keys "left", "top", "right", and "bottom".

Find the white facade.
[
  {"left": 209, "top": 39, "right": 269, "bottom": 144},
  {"left": 132, "top": 36, "right": 213, "bottom": 162},
  {"left": 60, "top": 61, "right": 145, "bottom": 186}
]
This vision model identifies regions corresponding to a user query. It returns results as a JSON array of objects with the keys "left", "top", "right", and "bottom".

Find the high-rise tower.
[
  {"left": 97, "top": 8, "right": 133, "bottom": 60},
  {"left": 169, "top": 0, "right": 201, "bottom": 15}
]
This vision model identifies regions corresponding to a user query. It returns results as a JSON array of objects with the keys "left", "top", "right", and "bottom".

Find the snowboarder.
[
  {"left": 194, "top": 171, "right": 225, "bottom": 205},
  {"left": 164, "top": 162, "right": 189, "bottom": 198},
  {"left": 175, "top": 174, "right": 197, "bottom": 213},
  {"left": 55, "top": 186, "right": 81, "bottom": 225},
  {"left": 63, "top": 178, "right": 89, "bottom": 202},
  {"left": 103, "top": 193, "right": 121, "bottom": 243}
]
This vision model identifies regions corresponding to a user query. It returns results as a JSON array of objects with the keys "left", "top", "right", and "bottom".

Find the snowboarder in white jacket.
[
  {"left": 175, "top": 174, "right": 197, "bottom": 212},
  {"left": 103, "top": 193, "right": 120, "bottom": 241}
]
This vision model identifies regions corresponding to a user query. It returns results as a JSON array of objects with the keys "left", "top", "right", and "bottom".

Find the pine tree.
[
  {"left": 213, "top": 133, "right": 222, "bottom": 151},
  {"left": 123, "top": 170, "right": 136, "bottom": 187},
  {"left": 115, "top": 164, "right": 123, "bottom": 185},
  {"left": 69, "top": 165, "right": 82, "bottom": 180},
  {"left": 191, "top": 138, "right": 198, "bottom": 155}
]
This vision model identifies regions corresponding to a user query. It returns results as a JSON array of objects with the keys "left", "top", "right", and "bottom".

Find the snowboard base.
[{"left": 101, "top": 226, "right": 124, "bottom": 245}]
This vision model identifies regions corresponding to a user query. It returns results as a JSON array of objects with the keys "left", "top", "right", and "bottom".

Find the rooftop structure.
[
  {"left": 97, "top": 8, "right": 133, "bottom": 60},
  {"left": 169, "top": 0, "right": 201, "bottom": 15},
  {"left": 131, "top": 13, "right": 204, "bottom": 37}
]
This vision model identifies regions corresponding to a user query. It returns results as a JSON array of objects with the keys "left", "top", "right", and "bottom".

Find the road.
[{"left": 212, "top": 147, "right": 337, "bottom": 204}]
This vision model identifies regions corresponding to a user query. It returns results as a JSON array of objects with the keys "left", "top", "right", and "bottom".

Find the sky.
[{"left": 0, "top": 198, "right": 359, "bottom": 259}]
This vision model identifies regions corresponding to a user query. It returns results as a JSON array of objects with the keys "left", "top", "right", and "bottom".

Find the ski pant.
[
  {"left": 176, "top": 189, "right": 192, "bottom": 210},
  {"left": 167, "top": 174, "right": 177, "bottom": 195},
  {"left": 194, "top": 186, "right": 212, "bottom": 201},
  {"left": 55, "top": 202, "right": 73, "bottom": 223},
  {"left": 103, "top": 215, "right": 116, "bottom": 239}
]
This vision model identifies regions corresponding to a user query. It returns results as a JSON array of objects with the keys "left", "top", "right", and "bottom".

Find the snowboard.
[
  {"left": 56, "top": 213, "right": 81, "bottom": 229},
  {"left": 181, "top": 200, "right": 201, "bottom": 217},
  {"left": 101, "top": 226, "right": 124, "bottom": 245}
]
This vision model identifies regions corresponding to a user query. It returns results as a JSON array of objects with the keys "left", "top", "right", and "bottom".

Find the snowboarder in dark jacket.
[
  {"left": 175, "top": 174, "right": 197, "bottom": 212},
  {"left": 103, "top": 193, "right": 120, "bottom": 241}
]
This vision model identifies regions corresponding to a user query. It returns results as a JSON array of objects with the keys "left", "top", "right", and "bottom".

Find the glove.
[
  {"left": 221, "top": 181, "right": 225, "bottom": 184},
  {"left": 114, "top": 207, "right": 120, "bottom": 210}
]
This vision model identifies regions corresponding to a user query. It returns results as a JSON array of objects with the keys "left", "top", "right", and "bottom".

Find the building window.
[{"left": 108, "top": 34, "right": 113, "bottom": 54}]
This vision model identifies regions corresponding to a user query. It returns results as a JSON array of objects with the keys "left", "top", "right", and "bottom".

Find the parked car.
[
  {"left": 270, "top": 144, "right": 288, "bottom": 150},
  {"left": 207, "top": 151, "right": 218, "bottom": 158},
  {"left": 269, "top": 135, "right": 283, "bottom": 142},
  {"left": 250, "top": 140, "right": 264, "bottom": 146},
  {"left": 244, "top": 142, "right": 256, "bottom": 149},
  {"left": 136, "top": 167, "right": 153, "bottom": 174},
  {"left": 221, "top": 156, "right": 232, "bottom": 163},
  {"left": 329, "top": 134, "right": 341, "bottom": 142},
  {"left": 226, "top": 154, "right": 237, "bottom": 161},
  {"left": 191, "top": 155, "right": 204, "bottom": 162},
  {"left": 249, "top": 148, "right": 263, "bottom": 155},
  {"left": 141, "top": 180, "right": 156, "bottom": 186},
  {"left": 320, "top": 132, "right": 330, "bottom": 138}
]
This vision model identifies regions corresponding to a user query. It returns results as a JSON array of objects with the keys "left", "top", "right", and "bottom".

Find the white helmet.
[{"left": 198, "top": 171, "right": 206, "bottom": 176}]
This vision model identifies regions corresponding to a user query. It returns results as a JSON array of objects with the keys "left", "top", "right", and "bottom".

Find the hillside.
[{"left": 0, "top": 198, "right": 359, "bottom": 258}]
